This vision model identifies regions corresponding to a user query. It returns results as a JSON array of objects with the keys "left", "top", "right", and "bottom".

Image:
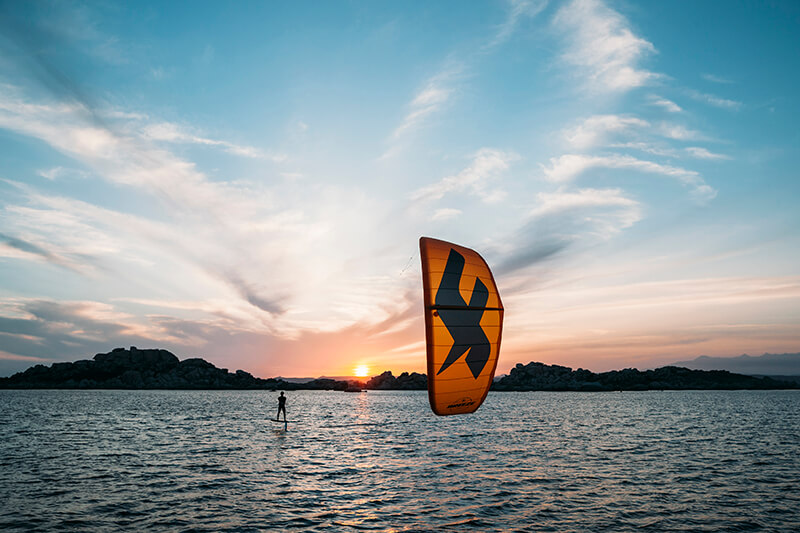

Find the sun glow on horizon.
[{"left": 354, "top": 365, "right": 370, "bottom": 378}]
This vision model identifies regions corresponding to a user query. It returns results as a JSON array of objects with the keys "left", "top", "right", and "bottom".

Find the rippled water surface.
[{"left": 1, "top": 390, "right": 799, "bottom": 531}]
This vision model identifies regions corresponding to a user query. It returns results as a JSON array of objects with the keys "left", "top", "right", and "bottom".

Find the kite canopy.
[{"left": 419, "top": 237, "right": 504, "bottom": 416}]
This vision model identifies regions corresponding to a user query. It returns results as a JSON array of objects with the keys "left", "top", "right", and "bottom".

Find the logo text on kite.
[{"left": 447, "top": 396, "right": 477, "bottom": 410}]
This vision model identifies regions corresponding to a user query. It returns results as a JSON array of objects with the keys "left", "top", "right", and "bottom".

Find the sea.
[{"left": 1, "top": 389, "right": 798, "bottom": 532}]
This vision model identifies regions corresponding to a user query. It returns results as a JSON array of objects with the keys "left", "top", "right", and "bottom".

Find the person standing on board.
[{"left": 276, "top": 391, "right": 287, "bottom": 422}]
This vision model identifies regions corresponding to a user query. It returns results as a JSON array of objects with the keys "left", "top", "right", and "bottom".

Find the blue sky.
[{"left": 1, "top": 0, "right": 798, "bottom": 377}]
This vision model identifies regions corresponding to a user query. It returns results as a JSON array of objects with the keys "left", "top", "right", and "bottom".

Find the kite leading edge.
[{"left": 419, "top": 237, "right": 504, "bottom": 416}]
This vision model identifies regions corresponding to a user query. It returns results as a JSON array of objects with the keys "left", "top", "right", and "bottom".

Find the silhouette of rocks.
[
  {"left": 1, "top": 347, "right": 312, "bottom": 390},
  {"left": 2, "top": 348, "right": 796, "bottom": 391},
  {"left": 303, "top": 378, "right": 358, "bottom": 391},
  {"left": 492, "top": 361, "right": 799, "bottom": 391},
  {"left": 365, "top": 371, "right": 427, "bottom": 390}
]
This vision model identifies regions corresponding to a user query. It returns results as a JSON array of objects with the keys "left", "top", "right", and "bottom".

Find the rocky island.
[
  {"left": 0, "top": 347, "right": 362, "bottom": 391},
  {"left": 492, "top": 361, "right": 798, "bottom": 391},
  {"left": 0, "top": 347, "right": 797, "bottom": 391}
]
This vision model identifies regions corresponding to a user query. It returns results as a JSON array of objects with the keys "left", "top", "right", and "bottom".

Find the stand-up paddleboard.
[{"left": 271, "top": 418, "right": 290, "bottom": 431}]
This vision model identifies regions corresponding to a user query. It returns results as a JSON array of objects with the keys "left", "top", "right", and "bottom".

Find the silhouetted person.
[{"left": 276, "top": 391, "right": 287, "bottom": 421}]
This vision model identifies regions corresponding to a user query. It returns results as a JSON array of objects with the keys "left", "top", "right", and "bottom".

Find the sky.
[{"left": 1, "top": 0, "right": 798, "bottom": 378}]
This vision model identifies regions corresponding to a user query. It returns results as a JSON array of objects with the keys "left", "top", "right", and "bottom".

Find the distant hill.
[
  {"left": 670, "top": 353, "right": 800, "bottom": 376},
  {"left": 318, "top": 375, "right": 366, "bottom": 383},
  {"left": 0, "top": 347, "right": 362, "bottom": 391},
  {"left": 275, "top": 376, "right": 315, "bottom": 384},
  {"left": 493, "top": 362, "right": 798, "bottom": 391}
]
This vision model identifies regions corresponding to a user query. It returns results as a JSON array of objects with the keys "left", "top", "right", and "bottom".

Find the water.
[{"left": 1, "top": 390, "right": 798, "bottom": 532}]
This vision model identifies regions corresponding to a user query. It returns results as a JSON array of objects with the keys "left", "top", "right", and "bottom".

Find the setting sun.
[{"left": 354, "top": 365, "right": 369, "bottom": 378}]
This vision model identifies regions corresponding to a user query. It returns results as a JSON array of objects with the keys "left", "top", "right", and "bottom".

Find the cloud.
[
  {"left": 0, "top": 231, "right": 93, "bottom": 274},
  {"left": 380, "top": 65, "right": 464, "bottom": 159},
  {"left": 497, "top": 187, "right": 641, "bottom": 274},
  {"left": 486, "top": 0, "right": 549, "bottom": 49},
  {"left": 702, "top": 73, "right": 733, "bottom": 84},
  {"left": 385, "top": 0, "right": 548, "bottom": 156},
  {"left": 564, "top": 114, "right": 706, "bottom": 151},
  {"left": 530, "top": 187, "right": 640, "bottom": 223},
  {"left": 0, "top": 350, "right": 49, "bottom": 362},
  {"left": 554, "top": 0, "right": 658, "bottom": 92},
  {"left": 13, "top": 184, "right": 402, "bottom": 336},
  {"left": 0, "top": 90, "right": 266, "bottom": 216},
  {"left": 389, "top": 65, "right": 463, "bottom": 143},
  {"left": 431, "top": 208, "right": 462, "bottom": 221},
  {"left": 141, "top": 122, "right": 285, "bottom": 161},
  {"left": 0, "top": 6, "right": 125, "bottom": 136},
  {"left": 541, "top": 153, "right": 690, "bottom": 183},
  {"left": 685, "top": 147, "right": 730, "bottom": 160},
  {"left": 649, "top": 96, "right": 682, "bottom": 113},
  {"left": 222, "top": 270, "right": 285, "bottom": 314},
  {"left": 0, "top": 296, "right": 262, "bottom": 375},
  {"left": 0, "top": 87, "right": 420, "bottom": 341},
  {"left": 531, "top": 187, "right": 641, "bottom": 240},
  {"left": 411, "top": 148, "right": 518, "bottom": 203},
  {"left": 36, "top": 3, "right": 129, "bottom": 66},
  {"left": 540, "top": 153, "right": 716, "bottom": 200},
  {"left": 37, "top": 166, "right": 90, "bottom": 180},
  {"left": 0, "top": 298, "right": 169, "bottom": 359},
  {"left": 564, "top": 114, "right": 650, "bottom": 149},
  {"left": 686, "top": 89, "right": 742, "bottom": 110},
  {"left": 657, "top": 122, "right": 704, "bottom": 141},
  {"left": 609, "top": 142, "right": 679, "bottom": 158}
]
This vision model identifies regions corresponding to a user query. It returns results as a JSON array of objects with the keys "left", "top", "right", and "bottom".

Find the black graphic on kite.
[{"left": 434, "top": 249, "right": 491, "bottom": 378}]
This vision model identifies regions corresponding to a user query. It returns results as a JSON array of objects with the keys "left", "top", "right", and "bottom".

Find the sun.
[{"left": 354, "top": 365, "right": 369, "bottom": 378}]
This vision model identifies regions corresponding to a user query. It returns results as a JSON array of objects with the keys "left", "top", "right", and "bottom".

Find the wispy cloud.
[
  {"left": 0, "top": 296, "right": 214, "bottom": 370},
  {"left": 686, "top": 89, "right": 742, "bottom": 110},
  {"left": 389, "top": 65, "right": 463, "bottom": 143},
  {"left": 486, "top": 0, "right": 549, "bottom": 49},
  {"left": 0, "top": 350, "right": 49, "bottom": 363},
  {"left": 649, "top": 95, "right": 682, "bottom": 113},
  {"left": 411, "top": 148, "right": 518, "bottom": 204},
  {"left": 496, "top": 187, "right": 641, "bottom": 274},
  {"left": 431, "top": 208, "right": 462, "bottom": 221},
  {"left": 554, "top": 0, "right": 658, "bottom": 92},
  {"left": 564, "top": 114, "right": 649, "bottom": 149},
  {"left": 141, "top": 121, "right": 285, "bottom": 161},
  {"left": 37, "top": 166, "right": 89, "bottom": 180},
  {"left": 565, "top": 113, "right": 706, "bottom": 149},
  {"left": 530, "top": 187, "right": 640, "bottom": 224},
  {"left": 0, "top": 231, "right": 88, "bottom": 274},
  {"left": 541, "top": 153, "right": 716, "bottom": 201},
  {"left": 702, "top": 73, "right": 733, "bottom": 84},
  {"left": 686, "top": 147, "right": 730, "bottom": 160},
  {"left": 385, "top": 0, "right": 548, "bottom": 157},
  {"left": 657, "top": 122, "right": 704, "bottom": 141},
  {"left": 609, "top": 142, "right": 679, "bottom": 158},
  {"left": 0, "top": 88, "right": 417, "bottom": 339}
]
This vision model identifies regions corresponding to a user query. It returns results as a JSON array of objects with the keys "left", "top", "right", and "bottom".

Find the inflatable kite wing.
[{"left": 419, "top": 237, "right": 504, "bottom": 415}]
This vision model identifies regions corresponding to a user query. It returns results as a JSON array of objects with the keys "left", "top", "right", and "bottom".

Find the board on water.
[{"left": 270, "top": 418, "right": 292, "bottom": 423}]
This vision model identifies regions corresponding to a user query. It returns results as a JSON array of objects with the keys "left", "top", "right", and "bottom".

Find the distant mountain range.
[{"left": 670, "top": 353, "right": 800, "bottom": 378}]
